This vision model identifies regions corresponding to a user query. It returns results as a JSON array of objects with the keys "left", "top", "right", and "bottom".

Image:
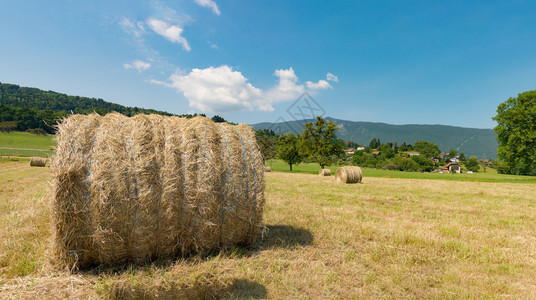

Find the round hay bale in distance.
[
  {"left": 319, "top": 169, "right": 331, "bottom": 176},
  {"left": 264, "top": 166, "right": 271, "bottom": 172},
  {"left": 30, "top": 157, "right": 47, "bottom": 167},
  {"left": 335, "top": 166, "right": 362, "bottom": 183},
  {"left": 51, "top": 113, "right": 265, "bottom": 269}
]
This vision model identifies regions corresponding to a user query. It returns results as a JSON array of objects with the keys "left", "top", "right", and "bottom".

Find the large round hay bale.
[
  {"left": 319, "top": 169, "right": 331, "bottom": 176},
  {"left": 30, "top": 157, "right": 47, "bottom": 167},
  {"left": 335, "top": 166, "right": 362, "bottom": 183},
  {"left": 51, "top": 113, "right": 265, "bottom": 269},
  {"left": 264, "top": 166, "right": 271, "bottom": 172}
]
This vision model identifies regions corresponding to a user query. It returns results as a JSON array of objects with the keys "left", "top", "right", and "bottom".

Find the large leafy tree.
[
  {"left": 493, "top": 90, "right": 536, "bottom": 175},
  {"left": 276, "top": 133, "right": 303, "bottom": 171},
  {"left": 299, "top": 116, "right": 344, "bottom": 169},
  {"left": 465, "top": 156, "right": 480, "bottom": 172},
  {"left": 255, "top": 129, "right": 278, "bottom": 163},
  {"left": 413, "top": 140, "right": 441, "bottom": 158}
]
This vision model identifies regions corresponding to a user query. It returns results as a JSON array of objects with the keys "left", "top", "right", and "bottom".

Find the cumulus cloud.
[
  {"left": 265, "top": 68, "right": 305, "bottom": 103},
  {"left": 123, "top": 60, "right": 151, "bottom": 72},
  {"left": 194, "top": 0, "right": 221, "bottom": 15},
  {"left": 166, "top": 65, "right": 268, "bottom": 113},
  {"left": 326, "top": 72, "right": 339, "bottom": 82},
  {"left": 147, "top": 18, "right": 190, "bottom": 51},
  {"left": 152, "top": 65, "right": 333, "bottom": 114},
  {"left": 305, "top": 79, "right": 332, "bottom": 90}
]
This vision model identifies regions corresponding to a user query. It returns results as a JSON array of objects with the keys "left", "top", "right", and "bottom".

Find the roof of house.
[
  {"left": 407, "top": 152, "right": 420, "bottom": 155},
  {"left": 442, "top": 162, "right": 460, "bottom": 170},
  {"left": 372, "top": 151, "right": 380, "bottom": 155}
]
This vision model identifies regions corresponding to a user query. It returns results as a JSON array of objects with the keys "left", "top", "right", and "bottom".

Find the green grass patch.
[
  {"left": 0, "top": 132, "right": 55, "bottom": 157},
  {"left": 0, "top": 131, "right": 54, "bottom": 150},
  {"left": 266, "top": 159, "right": 536, "bottom": 184}
]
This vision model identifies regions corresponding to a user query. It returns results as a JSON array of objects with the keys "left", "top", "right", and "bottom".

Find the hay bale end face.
[
  {"left": 30, "top": 157, "right": 47, "bottom": 167},
  {"left": 335, "top": 166, "right": 362, "bottom": 183},
  {"left": 51, "top": 113, "right": 265, "bottom": 269},
  {"left": 319, "top": 169, "right": 331, "bottom": 176},
  {"left": 264, "top": 166, "right": 271, "bottom": 172}
]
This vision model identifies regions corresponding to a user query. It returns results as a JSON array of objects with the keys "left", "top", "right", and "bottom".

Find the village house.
[
  {"left": 407, "top": 151, "right": 420, "bottom": 156},
  {"left": 356, "top": 146, "right": 365, "bottom": 151},
  {"left": 447, "top": 156, "right": 460, "bottom": 163},
  {"left": 372, "top": 151, "right": 381, "bottom": 156},
  {"left": 346, "top": 148, "right": 355, "bottom": 155},
  {"left": 442, "top": 162, "right": 461, "bottom": 173}
]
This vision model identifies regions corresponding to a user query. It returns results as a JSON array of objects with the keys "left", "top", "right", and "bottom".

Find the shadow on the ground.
[
  {"left": 256, "top": 224, "right": 313, "bottom": 250},
  {"left": 227, "top": 279, "right": 267, "bottom": 299},
  {"left": 81, "top": 224, "right": 313, "bottom": 274},
  {"left": 74, "top": 224, "right": 310, "bottom": 299}
]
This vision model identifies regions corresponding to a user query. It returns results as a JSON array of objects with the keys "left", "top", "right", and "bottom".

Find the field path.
[{"left": 0, "top": 146, "right": 51, "bottom": 151}]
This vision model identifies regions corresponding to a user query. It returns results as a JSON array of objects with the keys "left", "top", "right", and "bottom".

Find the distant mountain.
[{"left": 252, "top": 117, "right": 498, "bottom": 159}]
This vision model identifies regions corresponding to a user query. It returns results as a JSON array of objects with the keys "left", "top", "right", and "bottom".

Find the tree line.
[
  {"left": 256, "top": 117, "right": 484, "bottom": 173},
  {"left": 0, "top": 82, "right": 229, "bottom": 133}
]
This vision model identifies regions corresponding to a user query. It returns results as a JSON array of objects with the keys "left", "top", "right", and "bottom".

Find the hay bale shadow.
[
  {"left": 258, "top": 224, "right": 313, "bottom": 249},
  {"left": 227, "top": 280, "right": 267, "bottom": 299}
]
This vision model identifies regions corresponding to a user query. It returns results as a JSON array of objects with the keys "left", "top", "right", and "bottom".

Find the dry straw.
[
  {"left": 30, "top": 157, "right": 47, "bottom": 167},
  {"left": 318, "top": 169, "right": 331, "bottom": 176},
  {"left": 264, "top": 166, "right": 271, "bottom": 172},
  {"left": 335, "top": 166, "right": 362, "bottom": 183},
  {"left": 50, "top": 113, "right": 265, "bottom": 269}
]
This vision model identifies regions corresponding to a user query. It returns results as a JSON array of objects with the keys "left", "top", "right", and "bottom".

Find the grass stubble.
[{"left": 1, "top": 160, "right": 536, "bottom": 298}]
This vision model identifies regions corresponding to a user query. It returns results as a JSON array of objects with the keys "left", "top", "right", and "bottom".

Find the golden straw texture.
[
  {"left": 50, "top": 113, "right": 265, "bottom": 269},
  {"left": 30, "top": 157, "right": 47, "bottom": 167},
  {"left": 335, "top": 166, "right": 362, "bottom": 183},
  {"left": 318, "top": 169, "right": 331, "bottom": 176}
]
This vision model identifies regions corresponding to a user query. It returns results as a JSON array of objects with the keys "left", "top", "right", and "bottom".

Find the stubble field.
[{"left": 1, "top": 160, "right": 536, "bottom": 299}]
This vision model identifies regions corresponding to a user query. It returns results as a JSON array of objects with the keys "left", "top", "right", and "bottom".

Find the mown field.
[
  {"left": 267, "top": 159, "right": 536, "bottom": 184},
  {"left": 0, "top": 132, "right": 55, "bottom": 157},
  {"left": 1, "top": 160, "right": 536, "bottom": 299}
]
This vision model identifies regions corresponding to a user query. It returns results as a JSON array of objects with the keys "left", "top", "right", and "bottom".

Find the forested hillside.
[
  {"left": 253, "top": 118, "right": 498, "bottom": 159},
  {"left": 0, "top": 82, "right": 173, "bottom": 133}
]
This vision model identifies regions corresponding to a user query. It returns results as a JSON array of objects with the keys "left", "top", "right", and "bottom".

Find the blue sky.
[{"left": 1, "top": 0, "right": 536, "bottom": 128}]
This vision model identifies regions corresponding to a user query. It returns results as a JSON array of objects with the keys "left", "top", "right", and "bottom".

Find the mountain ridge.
[{"left": 252, "top": 117, "right": 498, "bottom": 159}]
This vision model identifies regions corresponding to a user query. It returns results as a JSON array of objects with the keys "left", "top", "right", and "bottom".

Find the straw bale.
[
  {"left": 335, "top": 166, "right": 362, "bottom": 183},
  {"left": 264, "top": 166, "right": 271, "bottom": 172},
  {"left": 50, "top": 113, "right": 265, "bottom": 269},
  {"left": 30, "top": 157, "right": 47, "bottom": 167},
  {"left": 318, "top": 169, "right": 331, "bottom": 176}
]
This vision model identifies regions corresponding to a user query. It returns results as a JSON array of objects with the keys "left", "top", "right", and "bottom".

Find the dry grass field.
[{"left": 1, "top": 159, "right": 536, "bottom": 299}]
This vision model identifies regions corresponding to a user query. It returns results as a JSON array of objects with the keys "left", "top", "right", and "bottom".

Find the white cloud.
[
  {"left": 152, "top": 65, "right": 333, "bottom": 114},
  {"left": 166, "top": 65, "right": 268, "bottom": 113},
  {"left": 119, "top": 17, "right": 146, "bottom": 37},
  {"left": 326, "top": 72, "right": 339, "bottom": 82},
  {"left": 306, "top": 79, "right": 332, "bottom": 90},
  {"left": 265, "top": 67, "right": 305, "bottom": 103},
  {"left": 124, "top": 60, "right": 152, "bottom": 72},
  {"left": 194, "top": 0, "right": 221, "bottom": 15},
  {"left": 147, "top": 18, "right": 190, "bottom": 51}
]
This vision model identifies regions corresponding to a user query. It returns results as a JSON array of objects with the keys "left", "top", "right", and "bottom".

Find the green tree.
[
  {"left": 493, "top": 90, "right": 536, "bottom": 175},
  {"left": 413, "top": 140, "right": 441, "bottom": 158},
  {"left": 369, "top": 138, "right": 378, "bottom": 149},
  {"left": 448, "top": 149, "right": 457, "bottom": 158},
  {"left": 276, "top": 133, "right": 303, "bottom": 171},
  {"left": 211, "top": 115, "right": 226, "bottom": 123},
  {"left": 465, "top": 156, "right": 480, "bottom": 172},
  {"left": 255, "top": 129, "right": 278, "bottom": 163},
  {"left": 299, "top": 116, "right": 344, "bottom": 169},
  {"left": 459, "top": 153, "right": 466, "bottom": 162}
]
